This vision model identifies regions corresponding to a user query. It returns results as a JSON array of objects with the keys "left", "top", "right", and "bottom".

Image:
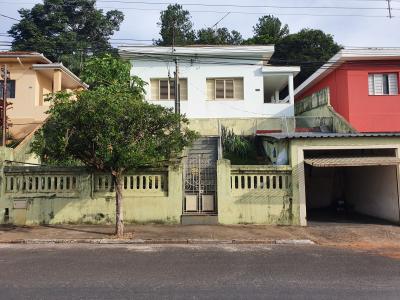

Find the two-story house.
[
  {"left": 0, "top": 51, "right": 87, "bottom": 142},
  {"left": 120, "top": 46, "right": 300, "bottom": 136},
  {"left": 294, "top": 48, "right": 400, "bottom": 133}
]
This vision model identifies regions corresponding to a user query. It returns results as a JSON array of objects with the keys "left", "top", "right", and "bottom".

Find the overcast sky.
[{"left": 1, "top": 0, "right": 399, "bottom": 49}]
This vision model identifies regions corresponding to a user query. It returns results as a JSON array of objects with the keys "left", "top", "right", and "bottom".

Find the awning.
[{"left": 304, "top": 156, "right": 400, "bottom": 167}]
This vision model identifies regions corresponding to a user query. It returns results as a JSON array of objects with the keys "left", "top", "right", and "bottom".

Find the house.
[
  {"left": 0, "top": 51, "right": 88, "bottom": 142},
  {"left": 294, "top": 48, "right": 400, "bottom": 133},
  {"left": 119, "top": 46, "right": 300, "bottom": 136}
]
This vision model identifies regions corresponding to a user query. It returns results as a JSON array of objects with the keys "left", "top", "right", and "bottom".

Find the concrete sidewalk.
[{"left": 1, "top": 223, "right": 400, "bottom": 249}]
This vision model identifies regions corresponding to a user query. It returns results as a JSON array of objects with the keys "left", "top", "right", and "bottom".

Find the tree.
[
  {"left": 8, "top": 0, "right": 124, "bottom": 74},
  {"left": 30, "top": 55, "right": 197, "bottom": 236},
  {"left": 244, "top": 15, "right": 289, "bottom": 45},
  {"left": 196, "top": 27, "right": 243, "bottom": 45},
  {"left": 272, "top": 29, "right": 342, "bottom": 87},
  {"left": 156, "top": 4, "right": 196, "bottom": 46}
]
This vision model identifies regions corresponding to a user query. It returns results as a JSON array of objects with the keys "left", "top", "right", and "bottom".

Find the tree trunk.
[{"left": 113, "top": 174, "right": 124, "bottom": 237}]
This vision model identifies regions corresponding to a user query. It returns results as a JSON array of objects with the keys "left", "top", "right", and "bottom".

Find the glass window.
[{"left": 0, "top": 80, "right": 16, "bottom": 98}]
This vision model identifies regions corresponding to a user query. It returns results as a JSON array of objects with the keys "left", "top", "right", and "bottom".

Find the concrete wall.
[
  {"left": 1, "top": 166, "right": 183, "bottom": 225},
  {"left": 217, "top": 160, "right": 298, "bottom": 225},
  {"left": 131, "top": 60, "right": 294, "bottom": 120},
  {"left": 345, "top": 166, "right": 400, "bottom": 223}
]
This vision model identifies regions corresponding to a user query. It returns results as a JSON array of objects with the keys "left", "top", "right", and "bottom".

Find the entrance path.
[{"left": 1, "top": 223, "right": 400, "bottom": 258}]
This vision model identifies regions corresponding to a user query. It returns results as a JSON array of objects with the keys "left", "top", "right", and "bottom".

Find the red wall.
[{"left": 296, "top": 60, "right": 400, "bottom": 132}]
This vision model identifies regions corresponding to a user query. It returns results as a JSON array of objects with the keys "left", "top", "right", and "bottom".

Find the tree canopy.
[
  {"left": 272, "top": 29, "right": 342, "bottom": 87},
  {"left": 244, "top": 15, "right": 289, "bottom": 45},
  {"left": 31, "top": 55, "right": 197, "bottom": 236},
  {"left": 196, "top": 28, "right": 243, "bottom": 45},
  {"left": 8, "top": 0, "right": 124, "bottom": 74},
  {"left": 156, "top": 4, "right": 196, "bottom": 46}
]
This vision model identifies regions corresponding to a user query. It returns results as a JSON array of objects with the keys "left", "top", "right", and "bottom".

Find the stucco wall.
[
  {"left": 217, "top": 160, "right": 298, "bottom": 225},
  {"left": 345, "top": 166, "right": 400, "bottom": 223},
  {"left": 1, "top": 166, "right": 183, "bottom": 226},
  {"left": 131, "top": 60, "right": 294, "bottom": 120}
]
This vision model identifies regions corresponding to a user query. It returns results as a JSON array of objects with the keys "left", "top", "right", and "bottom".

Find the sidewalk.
[{"left": 1, "top": 223, "right": 400, "bottom": 251}]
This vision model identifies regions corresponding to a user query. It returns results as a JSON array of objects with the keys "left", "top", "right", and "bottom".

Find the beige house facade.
[{"left": 0, "top": 52, "right": 87, "bottom": 141}]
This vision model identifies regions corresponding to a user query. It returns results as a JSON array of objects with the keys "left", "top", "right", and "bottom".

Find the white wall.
[
  {"left": 131, "top": 60, "right": 294, "bottom": 119},
  {"left": 345, "top": 166, "right": 400, "bottom": 223}
]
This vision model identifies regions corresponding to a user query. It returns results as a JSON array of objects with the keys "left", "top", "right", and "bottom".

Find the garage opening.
[{"left": 304, "top": 149, "right": 400, "bottom": 225}]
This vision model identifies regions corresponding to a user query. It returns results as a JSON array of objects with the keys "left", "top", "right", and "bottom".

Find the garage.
[{"left": 304, "top": 149, "right": 400, "bottom": 224}]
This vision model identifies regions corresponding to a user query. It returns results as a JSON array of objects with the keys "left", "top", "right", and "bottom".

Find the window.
[
  {"left": 150, "top": 78, "right": 187, "bottom": 100},
  {"left": 206, "top": 78, "right": 244, "bottom": 100},
  {"left": 368, "top": 73, "right": 398, "bottom": 95},
  {"left": 0, "top": 80, "right": 16, "bottom": 98}
]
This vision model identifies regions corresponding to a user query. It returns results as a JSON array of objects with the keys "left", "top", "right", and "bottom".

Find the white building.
[{"left": 119, "top": 46, "right": 300, "bottom": 121}]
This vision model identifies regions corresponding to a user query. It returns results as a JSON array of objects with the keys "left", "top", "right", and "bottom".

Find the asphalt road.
[{"left": 0, "top": 244, "right": 399, "bottom": 300}]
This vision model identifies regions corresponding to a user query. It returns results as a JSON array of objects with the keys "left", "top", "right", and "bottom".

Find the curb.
[{"left": 0, "top": 239, "right": 315, "bottom": 245}]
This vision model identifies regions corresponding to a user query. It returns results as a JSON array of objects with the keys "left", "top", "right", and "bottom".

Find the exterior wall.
[
  {"left": 345, "top": 166, "right": 400, "bottom": 223},
  {"left": 1, "top": 166, "right": 183, "bottom": 225},
  {"left": 5, "top": 63, "right": 52, "bottom": 140},
  {"left": 295, "top": 67, "right": 350, "bottom": 120},
  {"left": 217, "top": 160, "right": 298, "bottom": 225},
  {"left": 296, "top": 61, "right": 400, "bottom": 133},
  {"left": 131, "top": 60, "right": 294, "bottom": 121},
  {"left": 346, "top": 61, "right": 400, "bottom": 132},
  {"left": 290, "top": 137, "right": 400, "bottom": 226}
]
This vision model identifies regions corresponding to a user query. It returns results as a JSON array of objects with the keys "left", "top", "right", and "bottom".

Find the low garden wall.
[
  {"left": 1, "top": 165, "right": 183, "bottom": 225},
  {"left": 217, "top": 160, "right": 298, "bottom": 225}
]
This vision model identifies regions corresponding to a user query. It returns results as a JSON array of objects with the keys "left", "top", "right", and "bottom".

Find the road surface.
[{"left": 0, "top": 244, "right": 399, "bottom": 299}]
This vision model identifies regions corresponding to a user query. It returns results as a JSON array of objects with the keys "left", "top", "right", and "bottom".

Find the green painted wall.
[
  {"left": 217, "top": 159, "right": 298, "bottom": 225},
  {"left": 1, "top": 165, "right": 183, "bottom": 225}
]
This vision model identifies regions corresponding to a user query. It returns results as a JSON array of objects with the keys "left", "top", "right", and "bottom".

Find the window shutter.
[
  {"left": 225, "top": 80, "right": 234, "bottom": 98},
  {"left": 373, "top": 74, "right": 383, "bottom": 95},
  {"left": 180, "top": 79, "right": 188, "bottom": 100},
  {"left": 150, "top": 79, "right": 160, "bottom": 100},
  {"left": 159, "top": 80, "right": 169, "bottom": 99},
  {"left": 388, "top": 74, "right": 399, "bottom": 95},
  {"left": 169, "top": 80, "right": 175, "bottom": 100},
  {"left": 368, "top": 74, "right": 374, "bottom": 95},
  {"left": 234, "top": 78, "right": 244, "bottom": 99},
  {"left": 206, "top": 79, "right": 215, "bottom": 100},
  {"left": 215, "top": 80, "right": 225, "bottom": 99}
]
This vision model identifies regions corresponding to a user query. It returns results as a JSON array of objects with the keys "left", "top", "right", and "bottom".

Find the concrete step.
[{"left": 181, "top": 215, "right": 219, "bottom": 225}]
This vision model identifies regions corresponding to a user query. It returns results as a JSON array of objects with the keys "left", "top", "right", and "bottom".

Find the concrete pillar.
[
  {"left": 167, "top": 164, "right": 183, "bottom": 223},
  {"left": 274, "top": 90, "right": 280, "bottom": 103},
  {"left": 288, "top": 74, "right": 294, "bottom": 104},
  {"left": 217, "top": 159, "right": 231, "bottom": 224},
  {"left": 53, "top": 70, "right": 62, "bottom": 92}
]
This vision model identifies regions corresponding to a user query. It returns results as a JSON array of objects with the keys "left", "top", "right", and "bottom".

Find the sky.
[{"left": 0, "top": 0, "right": 400, "bottom": 50}]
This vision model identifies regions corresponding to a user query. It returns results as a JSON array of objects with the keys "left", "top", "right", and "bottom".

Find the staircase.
[
  {"left": 187, "top": 136, "right": 219, "bottom": 162},
  {"left": 182, "top": 137, "right": 219, "bottom": 225}
]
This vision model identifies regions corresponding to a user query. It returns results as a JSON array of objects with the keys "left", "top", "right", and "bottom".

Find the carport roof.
[
  {"left": 304, "top": 157, "right": 400, "bottom": 167},
  {"left": 257, "top": 132, "right": 400, "bottom": 140}
]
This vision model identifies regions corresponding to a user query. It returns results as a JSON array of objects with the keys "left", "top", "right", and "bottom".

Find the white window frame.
[
  {"left": 215, "top": 79, "right": 235, "bottom": 100},
  {"left": 368, "top": 73, "right": 399, "bottom": 96}
]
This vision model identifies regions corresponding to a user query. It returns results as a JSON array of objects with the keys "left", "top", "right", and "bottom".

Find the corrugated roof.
[
  {"left": 304, "top": 156, "right": 400, "bottom": 167},
  {"left": 257, "top": 132, "right": 400, "bottom": 140}
]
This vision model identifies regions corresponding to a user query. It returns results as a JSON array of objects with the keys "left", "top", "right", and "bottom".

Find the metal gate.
[{"left": 183, "top": 155, "right": 217, "bottom": 214}]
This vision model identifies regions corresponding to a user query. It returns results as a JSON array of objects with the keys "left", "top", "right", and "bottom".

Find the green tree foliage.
[
  {"left": 8, "top": 0, "right": 124, "bottom": 74},
  {"left": 244, "top": 15, "right": 289, "bottom": 45},
  {"left": 31, "top": 55, "right": 197, "bottom": 236},
  {"left": 156, "top": 4, "right": 196, "bottom": 46},
  {"left": 272, "top": 29, "right": 342, "bottom": 87},
  {"left": 196, "top": 27, "right": 243, "bottom": 45}
]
